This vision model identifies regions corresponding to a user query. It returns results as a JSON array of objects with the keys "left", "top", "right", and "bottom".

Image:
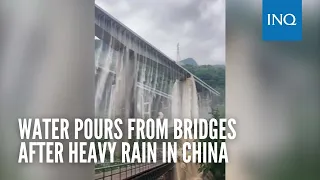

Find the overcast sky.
[{"left": 96, "top": 0, "right": 225, "bottom": 65}]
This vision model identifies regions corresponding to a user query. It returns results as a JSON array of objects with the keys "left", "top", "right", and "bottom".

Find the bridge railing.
[
  {"left": 95, "top": 162, "right": 164, "bottom": 180},
  {"left": 124, "top": 163, "right": 174, "bottom": 180}
]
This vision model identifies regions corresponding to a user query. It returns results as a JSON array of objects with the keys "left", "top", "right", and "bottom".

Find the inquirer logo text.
[{"left": 262, "top": 0, "right": 302, "bottom": 41}]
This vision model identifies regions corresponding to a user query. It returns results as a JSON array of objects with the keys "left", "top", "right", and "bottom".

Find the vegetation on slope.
[
  {"left": 199, "top": 108, "right": 225, "bottom": 180},
  {"left": 182, "top": 63, "right": 225, "bottom": 104}
]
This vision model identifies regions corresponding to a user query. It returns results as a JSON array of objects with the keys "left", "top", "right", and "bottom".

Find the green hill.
[
  {"left": 183, "top": 63, "right": 225, "bottom": 104},
  {"left": 183, "top": 64, "right": 225, "bottom": 90},
  {"left": 179, "top": 58, "right": 198, "bottom": 66}
]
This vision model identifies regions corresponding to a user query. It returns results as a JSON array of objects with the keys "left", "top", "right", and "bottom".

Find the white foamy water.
[
  {"left": 173, "top": 77, "right": 204, "bottom": 180},
  {"left": 171, "top": 80, "right": 182, "bottom": 127}
]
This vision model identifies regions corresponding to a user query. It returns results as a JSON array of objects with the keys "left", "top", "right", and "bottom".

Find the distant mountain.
[{"left": 179, "top": 58, "right": 198, "bottom": 66}]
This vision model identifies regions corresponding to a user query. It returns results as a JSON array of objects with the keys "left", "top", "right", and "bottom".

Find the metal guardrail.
[
  {"left": 95, "top": 162, "right": 165, "bottom": 180},
  {"left": 124, "top": 163, "right": 174, "bottom": 180}
]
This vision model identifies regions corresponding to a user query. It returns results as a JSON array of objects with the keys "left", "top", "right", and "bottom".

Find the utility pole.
[{"left": 176, "top": 43, "right": 181, "bottom": 62}]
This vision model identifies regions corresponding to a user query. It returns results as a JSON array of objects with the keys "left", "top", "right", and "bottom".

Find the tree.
[{"left": 199, "top": 107, "right": 225, "bottom": 180}]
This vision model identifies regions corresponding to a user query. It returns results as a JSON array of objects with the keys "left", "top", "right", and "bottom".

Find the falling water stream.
[
  {"left": 95, "top": 14, "right": 218, "bottom": 179},
  {"left": 172, "top": 77, "right": 204, "bottom": 180}
]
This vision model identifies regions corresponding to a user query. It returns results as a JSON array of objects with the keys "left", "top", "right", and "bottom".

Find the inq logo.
[{"left": 267, "top": 13, "right": 297, "bottom": 26}]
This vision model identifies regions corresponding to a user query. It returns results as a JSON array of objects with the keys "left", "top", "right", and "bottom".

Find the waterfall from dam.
[
  {"left": 95, "top": 18, "right": 218, "bottom": 178},
  {"left": 95, "top": 23, "right": 175, "bottom": 153},
  {"left": 95, "top": 37, "right": 114, "bottom": 117},
  {"left": 95, "top": 37, "right": 215, "bottom": 178},
  {"left": 171, "top": 80, "right": 181, "bottom": 127},
  {"left": 172, "top": 77, "right": 203, "bottom": 180}
]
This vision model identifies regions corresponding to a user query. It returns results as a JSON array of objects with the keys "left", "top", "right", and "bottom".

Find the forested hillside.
[{"left": 182, "top": 64, "right": 225, "bottom": 104}]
